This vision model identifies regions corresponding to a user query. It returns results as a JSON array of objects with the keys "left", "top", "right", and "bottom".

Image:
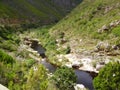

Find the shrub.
[
  {"left": 112, "top": 26, "right": 120, "bottom": 37},
  {"left": 0, "top": 62, "right": 16, "bottom": 86},
  {"left": 52, "top": 66, "right": 77, "bottom": 90},
  {"left": 25, "top": 59, "right": 36, "bottom": 68},
  {"left": 25, "top": 65, "right": 48, "bottom": 90},
  {"left": 0, "top": 50, "right": 15, "bottom": 64},
  {"left": 0, "top": 61, "right": 28, "bottom": 89},
  {"left": 0, "top": 40, "right": 17, "bottom": 51},
  {"left": 93, "top": 62, "right": 120, "bottom": 90}
]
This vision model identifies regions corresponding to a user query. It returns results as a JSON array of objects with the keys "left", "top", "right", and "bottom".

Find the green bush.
[
  {"left": 112, "top": 26, "right": 120, "bottom": 37},
  {"left": 25, "top": 59, "right": 36, "bottom": 68},
  {"left": 0, "top": 50, "right": 15, "bottom": 64},
  {"left": 0, "top": 61, "right": 28, "bottom": 90},
  {"left": 0, "top": 62, "right": 15, "bottom": 86},
  {"left": 0, "top": 40, "right": 17, "bottom": 51},
  {"left": 93, "top": 62, "right": 120, "bottom": 90},
  {"left": 25, "top": 65, "right": 48, "bottom": 90},
  {"left": 52, "top": 66, "right": 77, "bottom": 90}
]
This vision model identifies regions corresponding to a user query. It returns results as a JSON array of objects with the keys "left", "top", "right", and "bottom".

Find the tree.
[
  {"left": 93, "top": 62, "right": 120, "bottom": 90},
  {"left": 25, "top": 65, "right": 48, "bottom": 90},
  {"left": 52, "top": 66, "right": 77, "bottom": 90}
]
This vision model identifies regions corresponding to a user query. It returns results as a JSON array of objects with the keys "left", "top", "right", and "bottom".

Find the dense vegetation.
[
  {"left": 25, "top": 65, "right": 48, "bottom": 90},
  {"left": 50, "top": 0, "right": 120, "bottom": 45},
  {"left": 0, "top": 49, "right": 76, "bottom": 90},
  {"left": 0, "top": 0, "right": 81, "bottom": 24},
  {"left": 0, "top": 0, "right": 120, "bottom": 90},
  {"left": 0, "top": 50, "right": 47, "bottom": 90},
  {"left": 0, "top": 50, "right": 15, "bottom": 64},
  {"left": 52, "top": 67, "right": 77, "bottom": 90},
  {"left": 94, "top": 62, "right": 120, "bottom": 90}
]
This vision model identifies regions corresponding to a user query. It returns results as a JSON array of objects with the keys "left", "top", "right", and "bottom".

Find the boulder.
[
  {"left": 0, "top": 84, "right": 9, "bottom": 90},
  {"left": 101, "top": 25, "right": 109, "bottom": 31},
  {"left": 110, "top": 22, "right": 116, "bottom": 27},
  {"left": 74, "top": 84, "right": 86, "bottom": 90},
  {"left": 112, "top": 44, "right": 120, "bottom": 50},
  {"left": 72, "top": 61, "right": 82, "bottom": 69},
  {"left": 95, "top": 42, "right": 111, "bottom": 52},
  {"left": 98, "top": 25, "right": 109, "bottom": 33},
  {"left": 104, "top": 6, "right": 113, "bottom": 13},
  {"left": 115, "top": 20, "right": 120, "bottom": 25},
  {"left": 109, "top": 20, "right": 120, "bottom": 28}
]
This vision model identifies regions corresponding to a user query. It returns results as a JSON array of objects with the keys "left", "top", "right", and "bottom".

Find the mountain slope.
[
  {"left": 0, "top": 0, "right": 81, "bottom": 24},
  {"left": 52, "top": 0, "right": 120, "bottom": 34},
  {"left": 48, "top": 0, "right": 120, "bottom": 66},
  {"left": 50, "top": 0, "right": 120, "bottom": 44}
]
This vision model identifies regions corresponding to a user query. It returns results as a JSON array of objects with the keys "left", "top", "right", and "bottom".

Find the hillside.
[
  {"left": 0, "top": 0, "right": 81, "bottom": 24},
  {"left": 50, "top": 0, "right": 120, "bottom": 50},
  {"left": 0, "top": 0, "right": 120, "bottom": 90},
  {"left": 46, "top": 0, "right": 120, "bottom": 71}
]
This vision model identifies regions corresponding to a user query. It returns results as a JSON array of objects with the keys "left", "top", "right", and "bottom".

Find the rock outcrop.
[
  {"left": 98, "top": 20, "right": 120, "bottom": 33},
  {"left": 95, "top": 42, "right": 112, "bottom": 52},
  {"left": 0, "top": 84, "right": 9, "bottom": 90},
  {"left": 74, "top": 84, "right": 87, "bottom": 90}
]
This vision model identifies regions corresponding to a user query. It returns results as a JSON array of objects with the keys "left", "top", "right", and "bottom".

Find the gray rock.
[
  {"left": 0, "top": 84, "right": 9, "bottom": 90},
  {"left": 96, "top": 42, "right": 111, "bottom": 52},
  {"left": 101, "top": 25, "right": 109, "bottom": 31},
  {"left": 96, "top": 64, "right": 105, "bottom": 71},
  {"left": 74, "top": 84, "right": 86, "bottom": 90},
  {"left": 110, "top": 22, "right": 116, "bottom": 27}
]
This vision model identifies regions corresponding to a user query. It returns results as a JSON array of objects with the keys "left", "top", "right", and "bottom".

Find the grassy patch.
[{"left": 112, "top": 26, "right": 120, "bottom": 37}]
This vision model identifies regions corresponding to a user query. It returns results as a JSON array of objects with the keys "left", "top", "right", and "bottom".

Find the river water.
[{"left": 32, "top": 44, "right": 94, "bottom": 90}]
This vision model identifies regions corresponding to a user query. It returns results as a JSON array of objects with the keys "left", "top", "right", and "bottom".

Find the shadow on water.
[
  {"left": 32, "top": 44, "right": 46, "bottom": 58},
  {"left": 41, "top": 60, "right": 56, "bottom": 73},
  {"left": 75, "top": 70, "right": 94, "bottom": 90},
  {"left": 32, "top": 44, "right": 94, "bottom": 90}
]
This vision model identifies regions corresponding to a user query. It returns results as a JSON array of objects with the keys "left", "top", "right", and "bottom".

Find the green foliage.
[
  {"left": 25, "top": 65, "right": 48, "bottom": 90},
  {"left": 0, "top": 40, "right": 17, "bottom": 51},
  {"left": 32, "top": 26, "right": 57, "bottom": 51},
  {"left": 93, "top": 62, "right": 120, "bottom": 90},
  {"left": 112, "top": 26, "right": 120, "bottom": 37},
  {"left": 0, "top": 25, "right": 20, "bottom": 51},
  {"left": 50, "top": 0, "right": 120, "bottom": 44},
  {"left": 24, "top": 59, "right": 36, "bottom": 68},
  {"left": 52, "top": 66, "right": 77, "bottom": 90},
  {"left": 0, "top": 50, "right": 15, "bottom": 64},
  {"left": 0, "top": 25, "right": 18, "bottom": 40},
  {"left": 0, "top": 62, "right": 16, "bottom": 86},
  {"left": 58, "top": 46, "right": 71, "bottom": 54},
  {"left": 0, "top": 61, "right": 29, "bottom": 90},
  {"left": 92, "top": 32, "right": 109, "bottom": 41},
  {"left": 0, "top": 0, "right": 71, "bottom": 24}
]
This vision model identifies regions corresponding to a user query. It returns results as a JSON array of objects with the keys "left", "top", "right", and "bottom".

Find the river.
[{"left": 32, "top": 44, "right": 94, "bottom": 90}]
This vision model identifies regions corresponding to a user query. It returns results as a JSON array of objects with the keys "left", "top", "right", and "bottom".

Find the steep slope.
[
  {"left": 51, "top": 0, "right": 82, "bottom": 13},
  {"left": 52, "top": 0, "right": 120, "bottom": 36},
  {"left": 50, "top": 0, "right": 120, "bottom": 47},
  {"left": 48, "top": 0, "right": 120, "bottom": 71},
  {"left": 0, "top": 0, "right": 82, "bottom": 24}
]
